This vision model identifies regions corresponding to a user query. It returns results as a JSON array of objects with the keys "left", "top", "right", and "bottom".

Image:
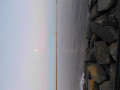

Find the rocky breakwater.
[{"left": 83, "top": 0, "right": 120, "bottom": 90}]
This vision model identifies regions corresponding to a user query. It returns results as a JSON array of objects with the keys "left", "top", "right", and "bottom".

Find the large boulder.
[
  {"left": 94, "top": 41, "right": 111, "bottom": 64},
  {"left": 90, "top": 33, "right": 97, "bottom": 43},
  {"left": 89, "top": 33, "right": 98, "bottom": 48},
  {"left": 115, "top": 0, "right": 120, "bottom": 23},
  {"left": 110, "top": 63, "right": 116, "bottom": 90},
  {"left": 86, "top": 28, "right": 93, "bottom": 40},
  {"left": 89, "top": 14, "right": 118, "bottom": 43},
  {"left": 100, "top": 81, "right": 111, "bottom": 90},
  {"left": 89, "top": 4, "right": 100, "bottom": 21},
  {"left": 87, "top": 64, "right": 107, "bottom": 84},
  {"left": 108, "top": 41, "right": 118, "bottom": 61},
  {"left": 89, "top": 0, "right": 97, "bottom": 11},
  {"left": 98, "top": 0, "right": 116, "bottom": 12},
  {"left": 86, "top": 48, "right": 96, "bottom": 62},
  {"left": 101, "top": 64, "right": 110, "bottom": 77},
  {"left": 96, "top": 26, "right": 118, "bottom": 43},
  {"left": 88, "top": 79, "right": 100, "bottom": 90},
  {"left": 94, "top": 14, "right": 118, "bottom": 28}
]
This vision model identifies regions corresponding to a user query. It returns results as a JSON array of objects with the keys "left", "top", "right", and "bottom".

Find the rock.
[
  {"left": 89, "top": 4, "right": 100, "bottom": 21},
  {"left": 108, "top": 41, "right": 118, "bottom": 61},
  {"left": 95, "top": 14, "right": 118, "bottom": 28},
  {"left": 98, "top": 26, "right": 118, "bottom": 43},
  {"left": 98, "top": 0, "right": 116, "bottom": 12},
  {"left": 90, "top": 33, "right": 97, "bottom": 43},
  {"left": 90, "top": 25, "right": 118, "bottom": 43},
  {"left": 110, "top": 63, "right": 116, "bottom": 90},
  {"left": 86, "top": 28, "right": 93, "bottom": 40},
  {"left": 86, "top": 48, "right": 96, "bottom": 61},
  {"left": 110, "top": 7, "right": 116, "bottom": 14},
  {"left": 101, "top": 64, "right": 110, "bottom": 77},
  {"left": 85, "top": 70, "right": 91, "bottom": 79},
  {"left": 100, "top": 81, "right": 111, "bottom": 90},
  {"left": 83, "top": 79, "right": 88, "bottom": 90},
  {"left": 89, "top": 0, "right": 97, "bottom": 12},
  {"left": 89, "top": 14, "right": 118, "bottom": 43},
  {"left": 87, "top": 64, "right": 107, "bottom": 84},
  {"left": 89, "top": 33, "right": 97, "bottom": 48},
  {"left": 94, "top": 41, "right": 111, "bottom": 64},
  {"left": 115, "top": 0, "right": 120, "bottom": 23},
  {"left": 88, "top": 79, "right": 99, "bottom": 90}
]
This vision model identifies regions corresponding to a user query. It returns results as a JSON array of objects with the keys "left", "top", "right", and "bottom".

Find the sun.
[{"left": 34, "top": 49, "right": 38, "bottom": 53}]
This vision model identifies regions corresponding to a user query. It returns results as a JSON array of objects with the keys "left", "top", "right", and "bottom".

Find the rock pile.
[{"left": 84, "top": 0, "right": 120, "bottom": 89}]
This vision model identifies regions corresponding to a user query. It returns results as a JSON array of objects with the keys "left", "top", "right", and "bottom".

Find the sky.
[{"left": 0, "top": 0, "right": 56, "bottom": 90}]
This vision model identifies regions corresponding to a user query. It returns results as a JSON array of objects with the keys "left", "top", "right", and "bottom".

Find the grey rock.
[
  {"left": 108, "top": 41, "right": 118, "bottom": 61},
  {"left": 86, "top": 48, "right": 96, "bottom": 61},
  {"left": 89, "top": 0, "right": 97, "bottom": 11},
  {"left": 110, "top": 63, "right": 116, "bottom": 90},
  {"left": 95, "top": 14, "right": 118, "bottom": 28},
  {"left": 110, "top": 7, "right": 116, "bottom": 14},
  {"left": 115, "top": 0, "right": 120, "bottom": 22},
  {"left": 90, "top": 33, "right": 97, "bottom": 43},
  {"left": 100, "top": 81, "right": 111, "bottom": 90},
  {"left": 101, "top": 64, "right": 110, "bottom": 77},
  {"left": 98, "top": 0, "right": 116, "bottom": 12},
  {"left": 87, "top": 64, "right": 107, "bottom": 84},
  {"left": 85, "top": 68, "right": 91, "bottom": 79},
  {"left": 86, "top": 28, "right": 93, "bottom": 40},
  {"left": 90, "top": 25, "right": 118, "bottom": 43},
  {"left": 89, "top": 4, "right": 100, "bottom": 21},
  {"left": 98, "top": 26, "right": 118, "bottom": 43},
  {"left": 89, "top": 14, "right": 118, "bottom": 43},
  {"left": 86, "top": 32, "right": 98, "bottom": 49},
  {"left": 94, "top": 41, "right": 111, "bottom": 64},
  {"left": 89, "top": 33, "right": 98, "bottom": 48}
]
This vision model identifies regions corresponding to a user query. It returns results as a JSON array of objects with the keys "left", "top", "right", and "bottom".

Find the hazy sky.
[{"left": 0, "top": 0, "right": 56, "bottom": 90}]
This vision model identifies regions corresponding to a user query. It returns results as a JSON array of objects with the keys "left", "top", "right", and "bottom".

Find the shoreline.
[{"left": 83, "top": 0, "right": 120, "bottom": 89}]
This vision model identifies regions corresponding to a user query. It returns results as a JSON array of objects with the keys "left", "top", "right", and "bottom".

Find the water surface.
[{"left": 57, "top": 0, "right": 88, "bottom": 90}]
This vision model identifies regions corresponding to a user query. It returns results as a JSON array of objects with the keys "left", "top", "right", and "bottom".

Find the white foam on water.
[{"left": 80, "top": 73, "right": 85, "bottom": 90}]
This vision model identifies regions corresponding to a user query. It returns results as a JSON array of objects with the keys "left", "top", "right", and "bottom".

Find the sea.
[{"left": 57, "top": 0, "right": 89, "bottom": 90}]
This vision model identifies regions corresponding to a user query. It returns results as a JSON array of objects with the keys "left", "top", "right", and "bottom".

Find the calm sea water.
[{"left": 57, "top": 0, "right": 88, "bottom": 90}]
